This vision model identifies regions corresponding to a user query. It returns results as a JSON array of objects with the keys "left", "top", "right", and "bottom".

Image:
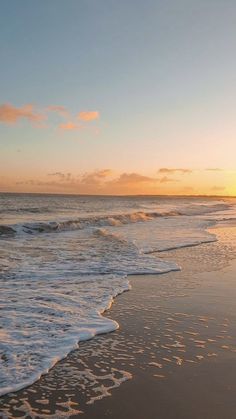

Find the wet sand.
[{"left": 1, "top": 224, "right": 236, "bottom": 418}]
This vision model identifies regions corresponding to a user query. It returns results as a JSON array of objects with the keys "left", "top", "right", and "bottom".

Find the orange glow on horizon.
[{"left": 0, "top": 169, "right": 235, "bottom": 197}]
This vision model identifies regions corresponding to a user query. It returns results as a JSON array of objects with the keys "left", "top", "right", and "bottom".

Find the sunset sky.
[{"left": 0, "top": 0, "right": 235, "bottom": 195}]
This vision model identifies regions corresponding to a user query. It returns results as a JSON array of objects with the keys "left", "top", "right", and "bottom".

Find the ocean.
[{"left": 0, "top": 193, "right": 235, "bottom": 397}]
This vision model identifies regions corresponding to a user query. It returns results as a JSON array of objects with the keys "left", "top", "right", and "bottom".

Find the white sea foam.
[
  {"left": 0, "top": 272, "right": 129, "bottom": 396},
  {"left": 0, "top": 227, "right": 178, "bottom": 396},
  {"left": 106, "top": 216, "right": 217, "bottom": 254}
]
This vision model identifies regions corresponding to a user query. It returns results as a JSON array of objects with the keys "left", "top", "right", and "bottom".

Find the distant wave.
[
  {"left": 0, "top": 207, "right": 52, "bottom": 214},
  {"left": 0, "top": 225, "right": 16, "bottom": 236}
]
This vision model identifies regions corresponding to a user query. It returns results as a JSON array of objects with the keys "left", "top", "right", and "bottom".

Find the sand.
[{"left": 1, "top": 224, "right": 236, "bottom": 418}]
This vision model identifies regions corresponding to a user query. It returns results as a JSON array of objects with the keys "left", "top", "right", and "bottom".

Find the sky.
[{"left": 0, "top": 0, "right": 236, "bottom": 195}]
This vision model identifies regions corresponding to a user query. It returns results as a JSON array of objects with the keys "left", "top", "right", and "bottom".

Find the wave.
[
  {"left": 21, "top": 212, "right": 159, "bottom": 234},
  {"left": 0, "top": 225, "right": 16, "bottom": 236},
  {"left": 0, "top": 207, "right": 52, "bottom": 214},
  {"left": 0, "top": 202, "right": 231, "bottom": 237}
]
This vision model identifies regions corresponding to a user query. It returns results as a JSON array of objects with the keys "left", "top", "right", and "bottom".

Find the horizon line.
[{"left": 0, "top": 191, "right": 235, "bottom": 199}]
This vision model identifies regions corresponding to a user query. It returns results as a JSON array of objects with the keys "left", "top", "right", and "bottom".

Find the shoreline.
[{"left": 1, "top": 224, "right": 236, "bottom": 417}]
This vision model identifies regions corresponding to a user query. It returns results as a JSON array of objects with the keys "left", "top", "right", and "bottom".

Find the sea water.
[{"left": 0, "top": 193, "right": 235, "bottom": 396}]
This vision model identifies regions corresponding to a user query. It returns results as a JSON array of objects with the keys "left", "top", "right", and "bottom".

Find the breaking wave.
[{"left": 0, "top": 202, "right": 231, "bottom": 237}]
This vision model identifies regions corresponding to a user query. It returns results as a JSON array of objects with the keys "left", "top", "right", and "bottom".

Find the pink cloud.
[
  {"left": 46, "top": 105, "right": 69, "bottom": 118},
  {"left": 78, "top": 111, "right": 100, "bottom": 121},
  {"left": 0, "top": 103, "right": 101, "bottom": 134},
  {"left": 59, "top": 122, "right": 80, "bottom": 131},
  {"left": 0, "top": 103, "right": 45, "bottom": 125}
]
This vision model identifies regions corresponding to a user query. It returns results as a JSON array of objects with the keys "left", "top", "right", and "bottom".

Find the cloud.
[
  {"left": 48, "top": 172, "right": 72, "bottom": 181},
  {"left": 158, "top": 168, "right": 192, "bottom": 174},
  {"left": 48, "top": 172, "right": 65, "bottom": 177},
  {"left": 80, "top": 169, "right": 113, "bottom": 186},
  {"left": 45, "top": 169, "right": 113, "bottom": 189},
  {"left": 18, "top": 170, "right": 156, "bottom": 193},
  {"left": 0, "top": 103, "right": 45, "bottom": 125},
  {"left": 46, "top": 105, "right": 69, "bottom": 118},
  {"left": 17, "top": 176, "right": 75, "bottom": 189},
  {"left": 0, "top": 103, "right": 101, "bottom": 134},
  {"left": 59, "top": 111, "right": 100, "bottom": 131},
  {"left": 111, "top": 173, "right": 178, "bottom": 186},
  {"left": 47, "top": 171, "right": 167, "bottom": 189},
  {"left": 15, "top": 170, "right": 185, "bottom": 195},
  {"left": 78, "top": 111, "right": 99, "bottom": 121},
  {"left": 112, "top": 173, "right": 157, "bottom": 185},
  {"left": 16, "top": 170, "right": 112, "bottom": 193},
  {"left": 59, "top": 122, "right": 81, "bottom": 131},
  {"left": 92, "top": 169, "right": 113, "bottom": 178},
  {"left": 159, "top": 176, "right": 177, "bottom": 183},
  {"left": 205, "top": 168, "right": 223, "bottom": 172}
]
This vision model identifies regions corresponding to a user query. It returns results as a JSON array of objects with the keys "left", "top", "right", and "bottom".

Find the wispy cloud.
[
  {"left": 159, "top": 176, "right": 177, "bottom": 183},
  {"left": 43, "top": 170, "right": 113, "bottom": 190},
  {"left": 0, "top": 103, "right": 45, "bottom": 125},
  {"left": 112, "top": 173, "right": 157, "bottom": 185},
  {"left": 59, "top": 122, "right": 81, "bottom": 131},
  {"left": 48, "top": 172, "right": 72, "bottom": 181},
  {"left": 205, "top": 168, "right": 223, "bottom": 172},
  {"left": 80, "top": 169, "right": 113, "bottom": 186},
  {"left": 158, "top": 168, "right": 192, "bottom": 174},
  {"left": 46, "top": 105, "right": 69, "bottom": 118},
  {"left": 14, "top": 169, "right": 186, "bottom": 194},
  {"left": 16, "top": 171, "right": 156, "bottom": 193},
  {"left": 0, "top": 103, "right": 101, "bottom": 133},
  {"left": 78, "top": 111, "right": 99, "bottom": 121}
]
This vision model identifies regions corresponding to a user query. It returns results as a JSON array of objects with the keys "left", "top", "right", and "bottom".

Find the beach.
[
  {"left": 1, "top": 0, "right": 236, "bottom": 416},
  {"left": 1, "top": 223, "right": 236, "bottom": 418}
]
